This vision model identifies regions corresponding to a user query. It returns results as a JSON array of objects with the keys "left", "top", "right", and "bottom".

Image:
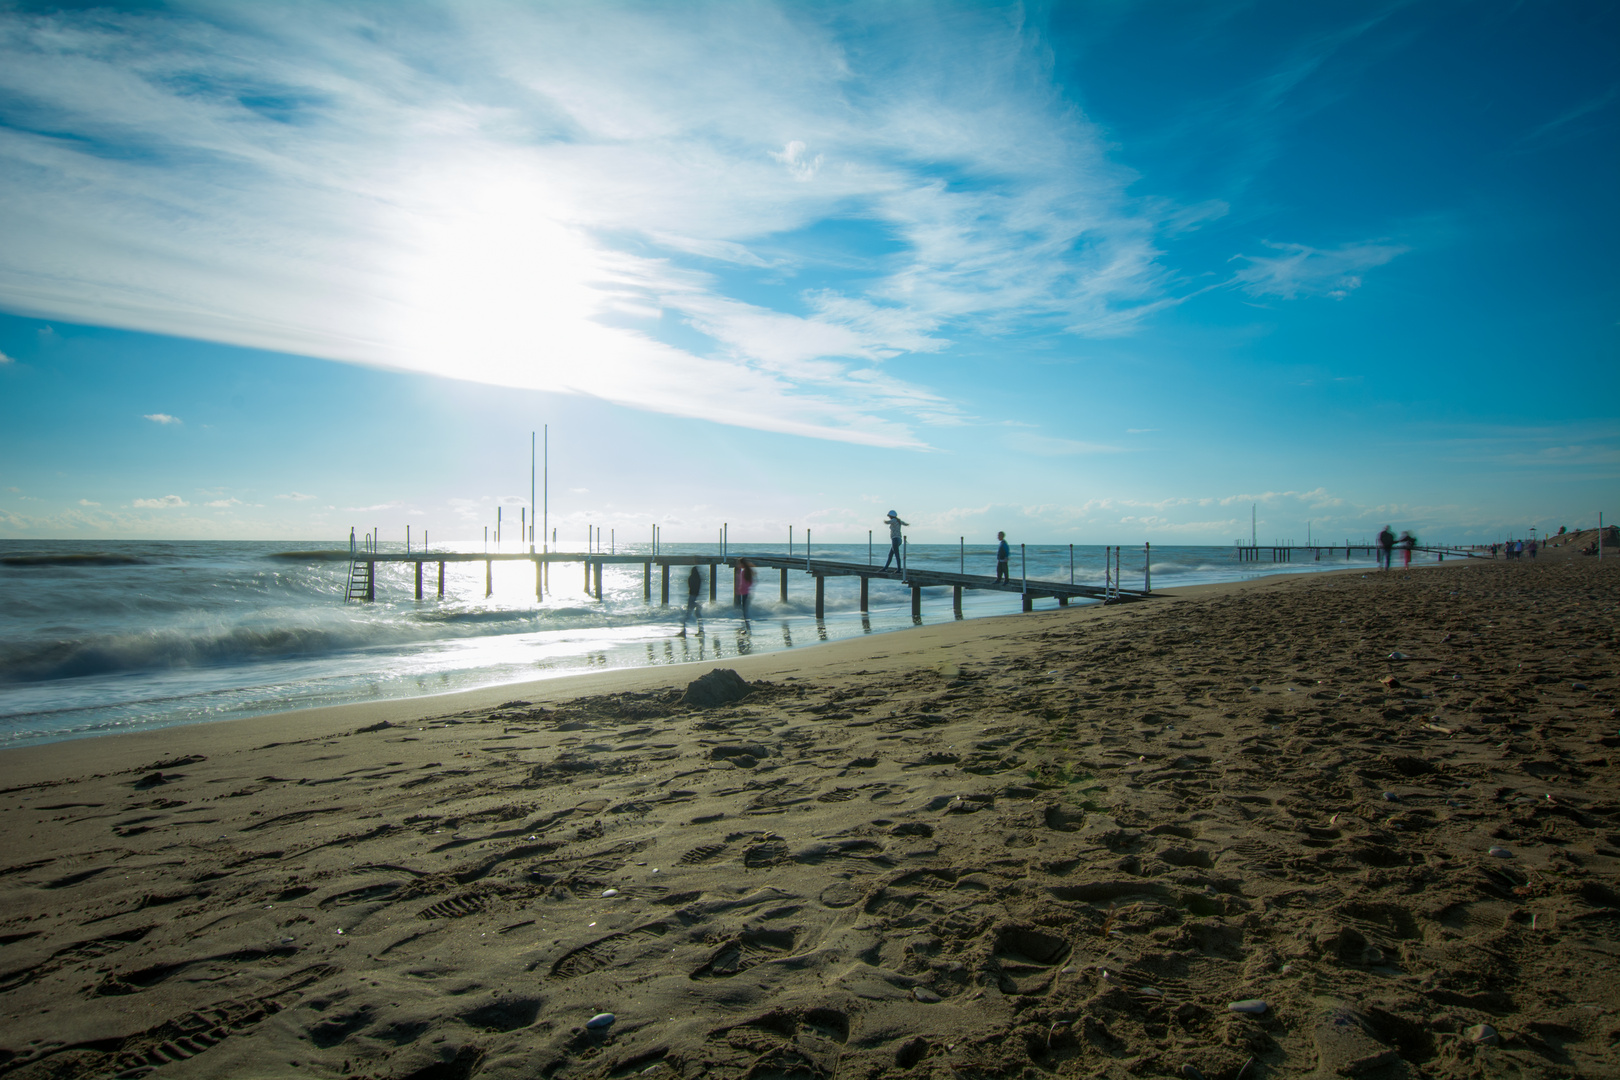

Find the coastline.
[{"left": 1, "top": 554, "right": 1614, "bottom": 1078}]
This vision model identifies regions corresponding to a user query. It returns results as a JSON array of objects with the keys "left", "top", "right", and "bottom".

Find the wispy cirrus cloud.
[
  {"left": 132, "top": 494, "right": 187, "bottom": 509},
  {"left": 0, "top": 3, "right": 1226, "bottom": 449},
  {"left": 142, "top": 412, "right": 181, "bottom": 425},
  {"left": 1230, "top": 240, "right": 1406, "bottom": 300}
]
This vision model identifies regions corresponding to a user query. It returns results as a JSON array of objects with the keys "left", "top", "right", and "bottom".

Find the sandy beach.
[{"left": 1, "top": 551, "right": 1616, "bottom": 1080}]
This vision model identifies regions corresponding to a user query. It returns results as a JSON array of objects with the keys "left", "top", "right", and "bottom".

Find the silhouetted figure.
[
  {"left": 882, "top": 511, "right": 909, "bottom": 573},
  {"left": 994, "top": 531, "right": 1010, "bottom": 584},
  {"left": 679, "top": 565, "right": 703, "bottom": 635},
  {"left": 1398, "top": 530, "right": 1416, "bottom": 569},
  {"left": 1377, "top": 526, "right": 1395, "bottom": 571}
]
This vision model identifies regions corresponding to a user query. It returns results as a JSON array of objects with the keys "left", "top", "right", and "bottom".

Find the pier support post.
[
  {"left": 708, "top": 562, "right": 717, "bottom": 600},
  {"left": 366, "top": 561, "right": 375, "bottom": 602},
  {"left": 1058, "top": 595, "right": 1068, "bottom": 606},
  {"left": 1022, "top": 592, "right": 1033, "bottom": 612},
  {"left": 952, "top": 585, "right": 962, "bottom": 614},
  {"left": 414, "top": 560, "right": 423, "bottom": 600},
  {"left": 661, "top": 562, "right": 669, "bottom": 606},
  {"left": 535, "top": 558, "right": 541, "bottom": 599},
  {"left": 644, "top": 562, "right": 651, "bottom": 601},
  {"left": 438, "top": 561, "right": 445, "bottom": 598},
  {"left": 733, "top": 565, "right": 740, "bottom": 607},
  {"left": 815, "top": 575, "right": 825, "bottom": 619},
  {"left": 859, "top": 575, "right": 869, "bottom": 612},
  {"left": 594, "top": 560, "right": 603, "bottom": 601},
  {"left": 485, "top": 559, "right": 492, "bottom": 598},
  {"left": 781, "top": 567, "right": 788, "bottom": 602},
  {"left": 911, "top": 584, "right": 921, "bottom": 618}
]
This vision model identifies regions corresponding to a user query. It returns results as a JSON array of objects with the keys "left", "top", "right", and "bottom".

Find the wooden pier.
[
  {"left": 1234, "top": 544, "right": 1488, "bottom": 563},
  {"left": 326, "top": 550, "right": 1153, "bottom": 615}
]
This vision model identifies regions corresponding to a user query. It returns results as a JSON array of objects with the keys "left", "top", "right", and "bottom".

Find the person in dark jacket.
[
  {"left": 678, "top": 565, "right": 703, "bottom": 635},
  {"left": 994, "top": 531, "right": 1010, "bottom": 584}
]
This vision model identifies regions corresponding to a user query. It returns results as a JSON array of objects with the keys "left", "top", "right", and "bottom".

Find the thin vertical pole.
[
  {"left": 611, "top": 529, "right": 614, "bottom": 555},
  {"left": 1021, "top": 543, "right": 1027, "bottom": 597},
  {"left": 868, "top": 530, "right": 872, "bottom": 564},
  {"left": 531, "top": 431, "right": 536, "bottom": 552},
  {"left": 1145, "top": 541, "right": 1151, "bottom": 593},
  {"left": 806, "top": 529, "right": 811, "bottom": 571},
  {"left": 960, "top": 536, "right": 963, "bottom": 573},
  {"left": 789, "top": 525, "right": 793, "bottom": 557},
  {"left": 406, "top": 525, "right": 410, "bottom": 553},
  {"left": 1070, "top": 543, "right": 1074, "bottom": 585},
  {"left": 497, "top": 507, "right": 501, "bottom": 550}
]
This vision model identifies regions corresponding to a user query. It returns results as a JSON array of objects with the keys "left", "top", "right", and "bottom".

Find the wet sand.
[{"left": 1, "top": 554, "right": 1616, "bottom": 1079}]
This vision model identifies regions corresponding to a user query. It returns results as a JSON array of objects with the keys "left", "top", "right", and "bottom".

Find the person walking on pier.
[
  {"left": 1377, "top": 526, "right": 1395, "bottom": 571},
  {"left": 882, "top": 511, "right": 909, "bottom": 574},
  {"left": 678, "top": 565, "right": 703, "bottom": 635},
  {"left": 994, "top": 531, "right": 1011, "bottom": 584}
]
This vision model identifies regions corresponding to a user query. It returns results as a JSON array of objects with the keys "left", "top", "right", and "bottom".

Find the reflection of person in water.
[
  {"left": 679, "top": 565, "right": 702, "bottom": 635},
  {"left": 738, "top": 559, "right": 756, "bottom": 628}
]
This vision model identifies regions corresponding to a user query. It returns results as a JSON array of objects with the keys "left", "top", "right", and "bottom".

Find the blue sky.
[{"left": 0, "top": 0, "right": 1614, "bottom": 546}]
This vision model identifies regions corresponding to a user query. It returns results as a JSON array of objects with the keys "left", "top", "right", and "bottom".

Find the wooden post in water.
[
  {"left": 780, "top": 567, "right": 787, "bottom": 602},
  {"left": 366, "top": 560, "right": 375, "bottom": 602},
  {"left": 644, "top": 561, "right": 651, "bottom": 601},
  {"left": 535, "top": 558, "right": 542, "bottom": 599},
  {"left": 485, "top": 559, "right": 492, "bottom": 598},
  {"left": 815, "top": 575, "right": 825, "bottom": 619},
  {"left": 953, "top": 584, "right": 962, "bottom": 614},
  {"left": 593, "top": 560, "right": 603, "bottom": 600},
  {"left": 414, "top": 560, "right": 423, "bottom": 600},
  {"left": 859, "top": 575, "right": 869, "bottom": 612},
  {"left": 708, "top": 562, "right": 717, "bottom": 600},
  {"left": 1145, "top": 542, "right": 1151, "bottom": 593},
  {"left": 584, "top": 557, "right": 590, "bottom": 591},
  {"left": 732, "top": 564, "right": 740, "bottom": 607},
  {"left": 660, "top": 562, "right": 669, "bottom": 606},
  {"left": 439, "top": 561, "right": 445, "bottom": 597},
  {"left": 911, "top": 583, "right": 922, "bottom": 618}
]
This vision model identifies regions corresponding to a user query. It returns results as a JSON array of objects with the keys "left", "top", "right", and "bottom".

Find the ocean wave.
[{"left": 0, "top": 622, "right": 391, "bottom": 683}]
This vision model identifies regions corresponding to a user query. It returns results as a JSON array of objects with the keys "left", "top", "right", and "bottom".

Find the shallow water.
[{"left": 0, "top": 539, "right": 1390, "bottom": 746}]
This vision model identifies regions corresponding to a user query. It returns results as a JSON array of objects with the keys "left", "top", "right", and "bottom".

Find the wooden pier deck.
[{"left": 311, "top": 549, "right": 1152, "bottom": 615}]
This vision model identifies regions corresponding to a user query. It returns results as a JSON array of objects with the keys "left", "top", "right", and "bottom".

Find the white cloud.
[
  {"left": 133, "top": 494, "right": 187, "bottom": 508},
  {"left": 77, "top": 498, "right": 99, "bottom": 506},
  {"left": 0, "top": 349, "right": 12, "bottom": 364},
  {"left": 1231, "top": 240, "right": 1406, "bottom": 300},
  {"left": 206, "top": 497, "right": 242, "bottom": 508},
  {"left": 142, "top": 413, "right": 182, "bottom": 425},
  {"left": 0, "top": 4, "right": 1192, "bottom": 449},
  {"left": 276, "top": 491, "right": 317, "bottom": 500}
]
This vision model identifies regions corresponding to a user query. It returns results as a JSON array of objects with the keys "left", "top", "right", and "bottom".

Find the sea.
[{"left": 0, "top": 539, "right": 1391, "bottom": 748}]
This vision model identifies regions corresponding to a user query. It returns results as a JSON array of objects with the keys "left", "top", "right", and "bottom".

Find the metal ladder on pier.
[{"left": 344, "top": 528, "right": 373, "bottom": 602}]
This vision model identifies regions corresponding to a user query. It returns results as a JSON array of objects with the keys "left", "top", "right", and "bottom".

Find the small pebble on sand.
[
  {"left": 913, "top": 987, "right": 942, "bottom": 1003},
  {"left": 586, "top": 1012, "right": 616, "bottom": 1030},
  {"left": 1465, "top": 1023, "right": 1499, "bottom": 1045},
  {"left": 1228, "top": 999, "right": 1267, "bottom": 1014},
  {"left": 1488, "top": 846, "right": 1513, "bottom": 858},
  {"left": 601, "top": 888, "right": 619, "bottom": 897}
]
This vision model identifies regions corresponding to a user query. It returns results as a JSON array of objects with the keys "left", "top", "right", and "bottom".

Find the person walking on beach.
[
  {"left": 737, "top": 559, "right": 756, "bottom": 628},
  {"left": 678, "top": 565, "right": 703, "bottom": 635},
  {"left": 882, "top": 511, "right": 908, "bottom": 574},
  {"left": 1377, "top": 526, "right": 1395, "bottom": 571},
  {"left": 1398, "top": 530, "right": 1416, "bottom": 569},
  {"left": 994, "top": 531, "right": 1011, "bottom": 584}
]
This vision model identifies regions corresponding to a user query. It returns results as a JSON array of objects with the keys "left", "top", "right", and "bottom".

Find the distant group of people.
[
  {"left": 1491, "top": 539, "right": 1537, "bottom": 560},
  {"left": 1376, "top": 526, "right": 1418, "bottom": 570},
  {"left": 676, "top": 510, "right": 1029, "bottom": 637}
]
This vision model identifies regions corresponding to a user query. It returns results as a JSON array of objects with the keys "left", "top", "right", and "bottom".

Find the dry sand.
[{"left": 1, "top": 554, "right": 1616, "bottom": 1080}]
